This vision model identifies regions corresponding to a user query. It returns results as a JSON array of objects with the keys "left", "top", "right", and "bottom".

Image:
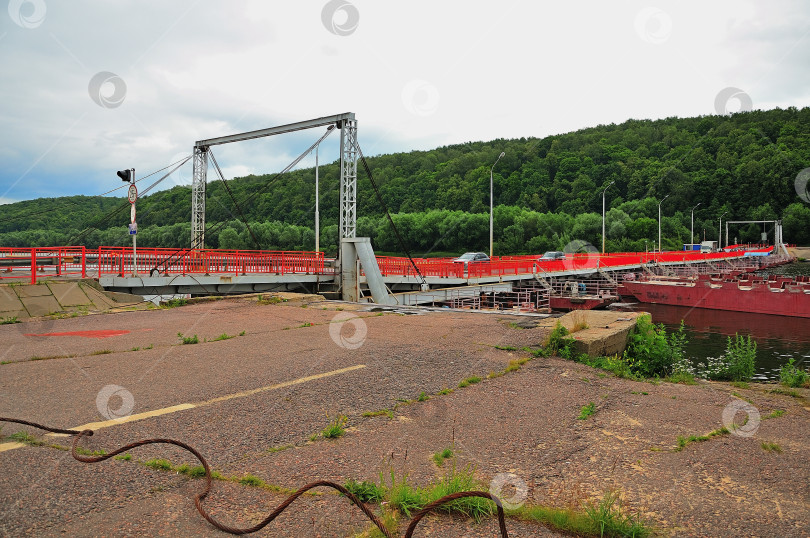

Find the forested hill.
[{"left": 1, "top": 107, "right": 809, "bottom": 254}]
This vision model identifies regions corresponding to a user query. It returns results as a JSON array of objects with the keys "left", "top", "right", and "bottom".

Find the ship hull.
[{"left": 622, "top": 278, "right": 810, "bottom": 318}]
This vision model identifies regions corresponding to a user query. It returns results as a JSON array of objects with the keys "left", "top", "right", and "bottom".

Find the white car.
[{"left": 452, "top": 252, "right": 490, "bottom": 265}]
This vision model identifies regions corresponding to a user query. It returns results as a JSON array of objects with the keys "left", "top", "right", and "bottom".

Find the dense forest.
[{"left": 1, "top": 107, "right": 809, "bottom": 255}]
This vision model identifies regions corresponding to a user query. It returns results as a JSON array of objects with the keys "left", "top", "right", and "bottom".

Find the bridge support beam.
[{"left": 340, "top": 237, "right": 393, "bottom": 304}]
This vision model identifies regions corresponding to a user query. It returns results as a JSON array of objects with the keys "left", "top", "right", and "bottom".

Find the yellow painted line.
[
  {"left": 198, "top": 364, "right": 366, "bottom": 406},
  {"left": 0, "top": 364, "right": 366, "bottom": 453},
  {"left": 52, "top": 404, "right": 198, "bottom": 435}
]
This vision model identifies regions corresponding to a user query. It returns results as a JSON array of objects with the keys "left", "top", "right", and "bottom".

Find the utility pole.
[
  {"left": 690, "top": 202, "right": 701, "bottom": 248},
  {"left": 601, "top": 180, "right": 615, "bottom": 254},
  {"left": 489, "top": 152, "right": 505, "bottom": 258},
  {"left": 658, "top": 194, "right": 670, "bottom": 253}
]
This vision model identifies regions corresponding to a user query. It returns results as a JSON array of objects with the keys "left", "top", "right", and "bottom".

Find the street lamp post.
[
  {"left": 601, "top": 180, "right": 615, "bottom": 254},
  {"left": 312, "top": 125, "right": 335, "bottom": 253},
  {"left": 489, "top": 151, "right": 505, "bottom": 258},
  {"left": 719, "top": 211, "right": 728, "bottom": 249},
  {"left": 658, "top": 194, "right": 670, "bottom": 254},
  {"left": 314, "top": 142, "right": 320, "bottom": 254},
  {"left": 690, "top": 202, "right": 701, "bottom": 249}
]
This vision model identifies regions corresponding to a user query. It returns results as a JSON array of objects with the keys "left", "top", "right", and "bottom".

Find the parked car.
[
  {"left": 452, "top": 252, "right": 490, "bottom": 265},
  {"left": 538, "top": 251, "right": 566, "bottom": 261}
]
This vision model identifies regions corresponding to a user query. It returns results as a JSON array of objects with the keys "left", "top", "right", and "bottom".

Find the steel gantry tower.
[
  {"left": 190, "top": 112, "right": 357, "bottom": 249},
  {"left": 338, "top": 117, "right": 358, "bottom": 240},
  {"left": 190, "top": 146, "right": 208, "bottom": 248}
]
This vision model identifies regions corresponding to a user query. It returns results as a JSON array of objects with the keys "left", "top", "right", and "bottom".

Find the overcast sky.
[{"left": 1, "top": 0, "right": 808, "bottom": 204}]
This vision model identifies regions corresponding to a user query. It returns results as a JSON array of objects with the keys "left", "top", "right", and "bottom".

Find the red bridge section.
[{"left": 0, "top": 245, "right": 775, "bottom": 284}]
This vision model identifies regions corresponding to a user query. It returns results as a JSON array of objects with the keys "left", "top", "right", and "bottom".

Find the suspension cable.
[
  {"left": 208, "top": 149, "right": 261, "bottom": 249},
  {"left": 158, "top": 126, "right": 336, "bottom": 269},
  {"left": 66, "top": 156, "right": 192, "bottom": 246},
  {"left": 0, "top": 156, "right": 192, "bottom": 228},
  {"left": 354, "top": 141, "right": 427, "bottom": 287}
]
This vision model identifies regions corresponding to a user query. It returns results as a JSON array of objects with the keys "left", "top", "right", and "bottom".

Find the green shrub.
[
  {"left": 545, "top": 321, "right": 575, "bottom": 357},
  {"left": 623, "top": 316, "right": 679, "bottom": 377},
  {"left": 724, "top": 335, "right": 756, "bottom": 381},
  {"left": 458, "top": 376, "right": 482, "bottom": 388},
  {"left": 779, "top": 358, "right": 809, "bottom": 388},
  {"left": 698, "top": 335, "right": 756, "bottom": 381},
  {"left": 432, "top": 447, "right": 453, "bottom": 466}
]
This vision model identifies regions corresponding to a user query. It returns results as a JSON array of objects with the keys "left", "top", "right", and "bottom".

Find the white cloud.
[{"left": 0, "top": 0, "right": 808, "bottom": 202}]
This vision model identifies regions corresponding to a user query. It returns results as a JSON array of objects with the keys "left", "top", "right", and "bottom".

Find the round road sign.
[{"left": 127, "top": 184, "right": 138, "bottom": 203}]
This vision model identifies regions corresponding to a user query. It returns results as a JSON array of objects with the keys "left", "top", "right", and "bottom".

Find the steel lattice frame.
[
  {"left": 339, "top": 119, "right": 358, "bottom": 239},
  {"left": 191, "top": 146, "right": 208, "bottom": 248},
  {"left": 189, "top": 113, "right": 356, "bottom": 249}
]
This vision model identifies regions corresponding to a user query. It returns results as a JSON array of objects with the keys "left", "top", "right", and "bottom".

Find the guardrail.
[
  {"left": 0, "top": 246, "right": 777, "bottom": 285},
  {"left": 0, "top": 246, "right": 87, "bottom": 284},
  {"left": 0, "top": 246, "right": 326, "bottom": 283},
  {"left": 372, "top": 249, "right": 773, "bottom": 278},
  {"left": 95, "top": 247, "right": 327, "bottom": 277}
]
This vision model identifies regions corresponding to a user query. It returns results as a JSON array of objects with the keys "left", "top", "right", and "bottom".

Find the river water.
[{"left": 619, "top": 261, "right": 810, "bottom": 381}]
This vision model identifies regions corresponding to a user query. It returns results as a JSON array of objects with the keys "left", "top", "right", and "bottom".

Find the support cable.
[
  {"left": 208, "top": 149, "right": 261, "bottom": 250},
  {"left": 354, "top": 142, "right": 427, "bottom": 287},
  {"left": 182, "top": 126, "right": 334, "bottom": 253},
  {"left": 0, "top": 156, "right": 192, "bottom": 228},
  {"left": 66, "top": 156, "right": 192, "bottom": 246}
]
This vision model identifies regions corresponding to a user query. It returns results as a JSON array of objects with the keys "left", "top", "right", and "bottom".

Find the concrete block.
[
  {"left": 0, "top": 286, "right": 25, "bottom": 314},
  {"left": 14, "top": 284, "right": 52, "bottom": 298},
  {"left": 19, "top": 295, "right": 62, "bottom": 317},
  {"left": 48, "top": 282, "right": 92, "bottom": 307}
]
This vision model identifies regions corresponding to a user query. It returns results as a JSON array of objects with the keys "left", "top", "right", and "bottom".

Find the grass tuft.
[
  {"left": 211, "top": 332, "right": 233, "bottom": 341},
  {"left": 177, "top": 332, "right": 199, "bottom": 345},
  {"left": 458, "top": 375, "right": 482, "bottom": 388},
  {"left": 144, "top": 458, "right": 173, "bottom": 471},
  {"left": 238, "top": 474, "right": 264, "bottom": 487},
  {"left": 321, "top": 414, "right": 348, "bottom": 439},
  {"left": 577, "top": 402, "right": 596, "bottom": 420},
  {"left": 760, "top": 441, "right": 782, "bottom": 453},
  {"left": 675, "top": 427, "right": 729, "bottom": 451},
  {"left": 432, "top": 447, "right": 453, "bottom": 466}
]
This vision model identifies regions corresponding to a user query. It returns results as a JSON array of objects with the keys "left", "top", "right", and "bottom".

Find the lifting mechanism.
[{"left": 189, "top": 113, "right": 392, "bottom": 303}]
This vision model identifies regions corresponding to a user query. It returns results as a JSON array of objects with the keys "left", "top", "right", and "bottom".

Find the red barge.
[{"left": 621, "top": 274, "right": 810, "bottom": 318}]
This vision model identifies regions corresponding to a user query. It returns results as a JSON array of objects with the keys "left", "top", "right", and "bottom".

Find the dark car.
[
  {"left": 538, "top": 251, "right": 566, "bottom": 261},
  {"left": 452, "top": 252, "right": 490, "bottom": 264}
]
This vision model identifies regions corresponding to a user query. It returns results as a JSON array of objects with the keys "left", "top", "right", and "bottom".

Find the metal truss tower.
[
  {"left": 339, "top": 118, "right": 358, "bottom": 239},
  {"left": 191, "top": 146, "right": 208, "bottom": 248}
]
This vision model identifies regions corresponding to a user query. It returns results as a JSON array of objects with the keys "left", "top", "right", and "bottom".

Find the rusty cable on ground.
[{"left": 0, "top": 417, "right": 508, "bottom": 537}]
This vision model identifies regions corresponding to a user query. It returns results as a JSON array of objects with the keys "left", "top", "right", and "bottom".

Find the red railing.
[
  {"left": 0, "top": 246, "right": 777, "bottom": 284},
  {"left": 94, "top": 247, "right": 326, "bottom": 277},
  {"left": 0, "top": 246, "right": 86, "bottom": 284},
  {"left": 372, "top": 249, "right": 772, "bottom": 278}
]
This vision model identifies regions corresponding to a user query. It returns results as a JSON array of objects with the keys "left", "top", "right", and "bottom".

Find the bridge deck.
[{"left": 1, "top": 245, "right": 779, "bottom": 300}]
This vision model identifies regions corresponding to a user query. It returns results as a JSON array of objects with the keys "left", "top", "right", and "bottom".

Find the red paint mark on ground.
[{"left": 24, "top": 330, "right": 131, "bottom": 338}]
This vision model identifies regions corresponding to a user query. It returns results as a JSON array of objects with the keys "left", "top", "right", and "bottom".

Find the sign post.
[{"left": 126, "top": 173, "right": 137, "bottom": 276}]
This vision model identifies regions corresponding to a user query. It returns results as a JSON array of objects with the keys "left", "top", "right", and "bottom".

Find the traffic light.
[{"left": 117, "top": 169, "right": 132, "bottom": 182}]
